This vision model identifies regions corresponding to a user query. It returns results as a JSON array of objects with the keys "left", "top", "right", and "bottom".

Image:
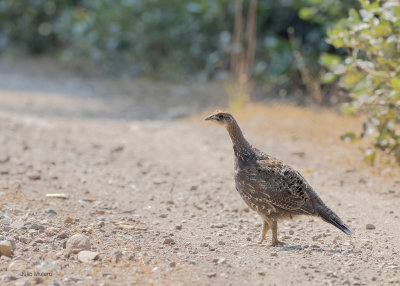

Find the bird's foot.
[
  {"left": 270, "top": 240, "right": 285, "bottom": 247},
  {"left": 247, "top": 240, "right": 266, "bottom": 246}
]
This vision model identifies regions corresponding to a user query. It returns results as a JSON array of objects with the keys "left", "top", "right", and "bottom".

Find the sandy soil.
[{"left": 0, "top": 59, "right": 399, "bottom": 285}]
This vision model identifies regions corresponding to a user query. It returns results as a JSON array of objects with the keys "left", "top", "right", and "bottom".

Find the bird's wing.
[{"left": 237, "top": 158, "right": 316, "bottom": 214}]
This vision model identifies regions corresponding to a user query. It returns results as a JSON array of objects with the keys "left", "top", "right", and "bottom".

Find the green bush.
[
  {"left": 326, "top": 0, "right": 400, "bottom": 164},
  {"left": 0, "top": 0, "right": 356, "bottom": 84}
]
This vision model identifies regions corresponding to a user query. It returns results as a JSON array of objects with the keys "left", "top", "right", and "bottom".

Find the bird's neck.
[{"left": 226, "top": 121, "right": 254, "bottom": 159}]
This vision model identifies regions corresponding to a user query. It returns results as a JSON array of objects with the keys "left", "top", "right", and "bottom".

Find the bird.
[{"left": 205, "top": 111, "right": 352, "bottom": 246}]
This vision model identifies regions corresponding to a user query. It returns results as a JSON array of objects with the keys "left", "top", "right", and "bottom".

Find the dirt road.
[{"left": 0, "top": 59, "right": 399, "bottom": 285}]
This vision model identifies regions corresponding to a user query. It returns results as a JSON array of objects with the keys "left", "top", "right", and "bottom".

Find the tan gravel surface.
[{"left": 0, "top": 59, "right": 399, "bottom": 285}]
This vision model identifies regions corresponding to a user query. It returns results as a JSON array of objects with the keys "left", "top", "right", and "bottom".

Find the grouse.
[{"left": 205, "top": 111, "right": 352, "bottom": 246}]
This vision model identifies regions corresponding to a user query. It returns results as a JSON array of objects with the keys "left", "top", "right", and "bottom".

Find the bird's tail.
[{"left": 317, "top": 205, "right": 352, "bottom": 235}]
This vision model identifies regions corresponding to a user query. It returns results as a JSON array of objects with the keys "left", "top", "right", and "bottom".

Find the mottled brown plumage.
[{"left": 205, "top": 111, "right": 351, "bottom": 246}]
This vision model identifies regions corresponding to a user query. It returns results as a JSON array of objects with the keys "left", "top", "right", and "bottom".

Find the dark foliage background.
[{"left": 0, "top": 0, "right": 356, "bottom": 84}]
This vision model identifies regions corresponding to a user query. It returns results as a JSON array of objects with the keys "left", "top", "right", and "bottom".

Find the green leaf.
[
  {"left": 320, "top": 72, "right": 337, "bottom": 84},
  {"left": 319, "top": 53, "right": 341, "bottom": 69},
  {"left": 364, "top": 149, "right": 376, "bottom": 164},
  {"left": 299, "top": 7, "right": 316, "bottom": 20},
  {"left": 341, "top": 131, "right": 359, "bottom": 142},
  {"left": 391, "top": 78, "right": 400, "bottom": 90},
  {"left": 349, "top": 8, "right": 360, "bottom": 23}
]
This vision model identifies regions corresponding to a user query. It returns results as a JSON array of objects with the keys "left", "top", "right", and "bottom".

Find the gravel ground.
[{"left": 0, "top": 59, "right": 399, "bottom": 286}]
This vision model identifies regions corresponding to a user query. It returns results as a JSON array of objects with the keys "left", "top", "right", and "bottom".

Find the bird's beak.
[{"left": 204, "top": 115, "right": 213, "bottom": 121}]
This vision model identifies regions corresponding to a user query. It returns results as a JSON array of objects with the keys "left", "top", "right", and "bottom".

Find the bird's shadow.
[{"left": 275, "top": 244, "right": 362, "bottom": 255}]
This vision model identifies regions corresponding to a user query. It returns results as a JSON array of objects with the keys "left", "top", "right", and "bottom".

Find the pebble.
[
  {"left": 217, "top": 258, "right": 227, "bottom": 264},
  {"left": 45, "top": 209, "right": 57, "bottom": 216},
  {"left": 78, "top": 251, "right": 99, "bottom": 263},
  {"left": 200, "top": 242, "right": 208, "bottom": 247},
  {"left": 66, "top": 234, "right": 91, "bottom": 254},
  {"left": 163, "top": 238, "right": 174, "bottom": 245},
  {"left": 208, "top": 243, "right": 216, "bottom": 251},
  {"left": 19, "top": 236, "right": 29, "bottom": 244},
  {"left": 207, "top": 272, "right": 217, "bottom": 278},
  {"left": 14, "top": 278, "right": 30, "bottom": 286},
  {"left": 8, "top": 259, "right": 27, "bottom": 272},
  {"left": 35, "top": 260, "right": 60, "bottom": 273},
  {"left": 10, "top": 220, "right": 24, "bottom": 229},
  {"left": 210, "top": 223, "right": 225, "bottom": 229},
  {"left": 64, "top": 217, "right": 75, "bottom": 224},
  {"left": 366, "top": 224, "right": 376, "bottom": 230},
  {"left": 0, "top": 240, "right": 15, "bottom": 257},
  {"left": 169, "top": 262, "right": 176, "bottom": 267},
  {"left": 218, "top": 241, "right": 225, "bottom": 246},
  {"left": 175, "top": 224, "right": 182, "bottom": 230},
  {"left": 289, "top": 230, "right": 294, "bottom": 235},
  {"left": 27, "top": 172, "right": 41, "bottom": 180},
  {"left": 112, "top": 250, "right": 123, "bottom": 263},
  {"left": 46, "top": 228, "right": 56, "bottom": 237},
  {"left": 58, "top": 231, "right": 69, "bottom": 239},
  {"left": 153, "top": 178, "right": 167, "bottom": 184}
]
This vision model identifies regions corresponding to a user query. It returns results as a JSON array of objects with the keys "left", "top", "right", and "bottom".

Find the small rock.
[
  {"left": 153, "top": 178, "right": 167, "bottom": 184},
  {"left": 8, "top": 259, "right": 27, "bottom": 272},
  {"left": 163, "top": 238, "right": 174, "bottom": 245},
  {"left": 111, "top": 145, "right": 124, "bottom": 153},
  {"left": 169, "top": 262, "right": 176, "bottom": 267},
  {"left": 217, "top": 258, "right": 227, "bottom": 264},
  {"left": 0, "top": 155, "right": 10, "bottom": 164},
  {"left": 366, "top": 224, "right": 376, "bottom": 230},
  {"left": 35, "top": 260, "right": 59, "bottom": 273},
  {"left": 64, "top": 217, "right": 75, "bottom": 224},
  {"left": 45, "top": 209, "right": 57, "bottom": 216},
  {"left": 270, "top": 252, "right": 277, "bottom": 257},
  {"left": 19, "top": 236, "right": 29, "bottom": 244},
  {"left": 218, "top": 241, "right": 225, "bottom": 246},
  {"left": 159, "top": 214, "right": 168, "bottom": 218},
  {"left": 190, "top": 185, "right": 198, "bottom": 191},
  {"left": 200, "top": 242, "right": 208, "bottom": 247},
  {"left": 208, "top": 243, "right": 216, "bottom": 251},
  {"left": 30, "top": 224, "right": 41, "bottom": 230},
  {"left": 58, "top": 231, "right": 69, "bottom": 239},
  {"left": 175, "top": 224, "right": 182, "bottom": 230},
  {"left": 14, "top": 278, "right": 30, "bottom": 286},
  {"left": 78, "top": 251, "right": 99, "bottom": 263},
  {"left": 207, "top": 272, "right": 217, "bottom": 278},
  {"left": 289, "top": 230, "right": 294, "bottom": 235},
  {"left": 10, "top": 220, "right": 24, "bottom": 229},
  {"left": 46, "top": 228, "right": 56, "bottom": 237},
  {"left": 0, "top": 240, "right": 15, "bottom": 257},
  {"left": 210, "top": 223, "right": 225, "bottom": 229},
  {"left": 27, "top": 172, "right": 41, "bottom": 180},
  {"left": 112, "top": 250, "right": 123, "bottom": 263},
  {"left": 66, "top": 234, "right": 91, "bottom": 254},
  {"left": 358, "top": 178, "right": 367, "bottom": 184}
]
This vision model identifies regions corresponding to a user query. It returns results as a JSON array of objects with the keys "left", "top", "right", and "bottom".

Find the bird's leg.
[
  {"left": 270, "top": 221, "right": 285, "bottom": 246},
  {"left": 248, "top": 221, "right": 269, "bottom": 246}
]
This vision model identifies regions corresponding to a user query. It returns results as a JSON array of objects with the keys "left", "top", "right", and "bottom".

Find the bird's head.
[{"left": 204, "top": 111, "right": 235, "bottom": 127}]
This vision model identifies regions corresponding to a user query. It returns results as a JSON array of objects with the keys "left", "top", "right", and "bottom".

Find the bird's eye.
[{"left": 218, "top": 115, "right": 224, "bottom": 119}]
